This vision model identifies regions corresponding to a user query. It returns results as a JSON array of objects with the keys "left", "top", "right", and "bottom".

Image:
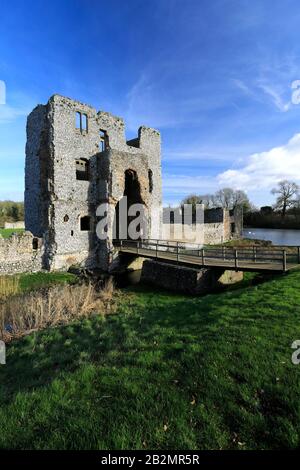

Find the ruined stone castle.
[
  {"left": 25, "top": 94, "right": 162, "bottom": 272},
  {"left": 0, "top": 94, "right": 241, "bottom": 276}
]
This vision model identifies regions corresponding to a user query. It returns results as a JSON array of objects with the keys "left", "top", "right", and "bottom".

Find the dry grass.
[
  {"left": 0, "top": 276, "right": 20, "bottom": 300},
  {"left": 0, "top": 279, "right": 115, "bottom": 342}
]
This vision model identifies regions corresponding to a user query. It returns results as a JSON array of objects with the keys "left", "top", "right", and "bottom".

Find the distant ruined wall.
[
  {"left": 4, "top": 221, "right": 25, "bottom": 229},
  {"left": 0, "top": 232, "right": 44, "bottom": 275},
  {"left": 162, "top": 222, "right": 227, "bottom": 245},
  {"left": 161, "top": 207, "right": 242, "bottom": 245},
  {"left": 204, "top": 208, "right": 235, "bottom": 244},
  {"left": 203, "top": 222, "right": 225, "bottom": 244}
]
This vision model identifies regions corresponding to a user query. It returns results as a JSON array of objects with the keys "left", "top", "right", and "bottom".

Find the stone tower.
[{"left": 25, "top": 94, "right": 162, "bottom": 271}]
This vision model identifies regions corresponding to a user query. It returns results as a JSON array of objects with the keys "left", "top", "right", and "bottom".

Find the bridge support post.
[
  {"left": 201, "top": 249, "right": 205, "bottom": 266},
  {"left": 298, "top": 246, "right": 300, "bottom": 264},
  {"left": 234, "top": 249, "right": 238, "bottom": 270},
  {"left": 253, "top": 246, "right": 256, "bottom": 263},
  {"left": 283, "top": 249, "right": 287, "bottom": 272}
]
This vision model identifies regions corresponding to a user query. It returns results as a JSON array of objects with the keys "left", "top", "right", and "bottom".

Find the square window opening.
[
  {"left": 80, "top": 216, "right": 91, "bottom": 231},
  {"left": 76, "top": 158, "right": 89, "bottom": 181}
]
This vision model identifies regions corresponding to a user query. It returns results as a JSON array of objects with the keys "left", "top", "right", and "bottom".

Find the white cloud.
[{"left": 218, "top": 132, "right": 300, "bottom": 190}]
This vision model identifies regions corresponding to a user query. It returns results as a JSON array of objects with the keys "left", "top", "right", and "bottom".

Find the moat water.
[{"left": 243, "top": 228, "right": 300, "bottom": 246}]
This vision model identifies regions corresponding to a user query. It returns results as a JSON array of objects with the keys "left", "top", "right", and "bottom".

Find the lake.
[{"left": 243, "top": 228, "right": 300, "bottom": 246}]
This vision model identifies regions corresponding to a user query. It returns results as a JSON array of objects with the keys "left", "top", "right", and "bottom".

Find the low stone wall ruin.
[
  {"left": 4, "top": 221, "right": 25, "bottom": 229},
  {"left": 0, "top": 232, "right": 44, "bottom": 275},
  {"left": 162, "top": 222, "right": 227, "bottom": 245}
]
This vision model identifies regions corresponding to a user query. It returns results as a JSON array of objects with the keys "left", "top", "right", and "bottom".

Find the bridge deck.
[{"left": 116, "top": 240, "right": 300, "bottom": 273}]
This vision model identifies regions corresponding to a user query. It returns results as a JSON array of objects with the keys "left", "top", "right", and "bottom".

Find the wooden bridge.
[{"left": 116, "top": 239, "right": 300, "bottom": 272}]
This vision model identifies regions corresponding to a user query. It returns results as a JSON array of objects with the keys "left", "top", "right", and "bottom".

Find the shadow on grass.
[
  {"left": 1, "top": 269, "right": 300, "bottom": 449},
  {"left": 0, "top": 270, "right": 296, "bottom": 402},
  {"left": 0, "top": 293, "right": 220, "bottom": 403}
]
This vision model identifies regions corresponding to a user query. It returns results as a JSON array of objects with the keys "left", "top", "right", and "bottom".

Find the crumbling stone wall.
[
  {"left": 25, "top": 95, "right": 162, "bottom": 272},
  {"left": 22, "top": 93, "right": 241, "bottom": 277},
  {"left": 0, "top": 232, "right": 44, "bottom": 275},
  {"left": 203, "top": 222, "right": 225, "bottom": 244},
  {"left": 97, "top": 113, "right": 162, "bottom": 271}
]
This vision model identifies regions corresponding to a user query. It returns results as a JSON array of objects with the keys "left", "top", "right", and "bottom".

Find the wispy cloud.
[
  {"left": 163, "top": 174, "right": 218, "bottom": 205},
  {"left": 0, "top": 104, "right": 30, "bottom": 123},
  {"left": 163, "top": 143, "right": 256, "bottom": 163},
  {"left": 232, "top": 77, "right": 293, "bottom": 112},
  {"left": 125, "top": 71, "right": 185, "bottom": 131},
  {"left": 0, "top": 90, "right": 34, "bottom": 123},
  {"left": 257, "top": 82, "right": 291, "bottom": 112},
  {"left": 231, "top": 79, "right": 253, "bottom": 97}
]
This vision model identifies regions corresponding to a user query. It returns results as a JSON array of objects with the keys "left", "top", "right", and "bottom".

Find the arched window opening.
[
  {"left": 99, "top": 130, "right": 109, "bottom": 152},
  {"left": 148, "top": 169, "right": 153, "bottom": 193},
  {"left": 75, "top": 111, "right": 88, "bottom": 133}
]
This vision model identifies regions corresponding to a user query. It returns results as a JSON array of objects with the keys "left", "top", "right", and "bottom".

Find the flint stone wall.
[
  {"left": 25, "top": 94, "right": 162, "bottom": 272},
  {"left": 0, "top": 232, "right": 44, "bottom": 275}
]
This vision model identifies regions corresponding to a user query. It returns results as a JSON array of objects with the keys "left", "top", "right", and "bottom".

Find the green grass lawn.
[
  {"left": 0, "top": 228, "right": 24, "bottom": 238},
  {"left": 1, "top": 270, "right": 300, "bottom": 449}
]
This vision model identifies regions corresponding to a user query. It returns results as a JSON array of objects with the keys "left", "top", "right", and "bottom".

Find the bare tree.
[
  {"left": 213, "top": 188, "right": 251, "bottom": 211},
  {"left": 181, "top": 194, "right": 215, "bottom": 210},
  {"left": 271, "top": 180, "right": 299, "bottom": 219},
  {"left": 195, "top": 194, "right": 215, "bottom": 209}
]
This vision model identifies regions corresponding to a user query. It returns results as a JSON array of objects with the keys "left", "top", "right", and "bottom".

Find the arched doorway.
[{"left": 114, "top": 169, "right": 145, "bottom": 242}]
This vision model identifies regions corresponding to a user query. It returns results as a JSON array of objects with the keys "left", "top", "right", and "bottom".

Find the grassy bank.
[
  {"left": 0, "top": 228, "right": 24, "bottom": 238},
  {"left": 0, "top": 272, "right": 77, "bottom": 300},
  {"left": 0, "top": 270, "right": 300, "bottom": 449}
]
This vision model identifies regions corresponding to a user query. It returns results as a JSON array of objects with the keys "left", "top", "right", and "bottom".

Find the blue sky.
[{"left": 2, "top": 0, "right": 300, "bottom": 207}]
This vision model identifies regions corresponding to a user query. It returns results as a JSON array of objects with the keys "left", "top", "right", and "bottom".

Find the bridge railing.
[{"left": 116, "top": 239, "right": 300, "bottom": 271}]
